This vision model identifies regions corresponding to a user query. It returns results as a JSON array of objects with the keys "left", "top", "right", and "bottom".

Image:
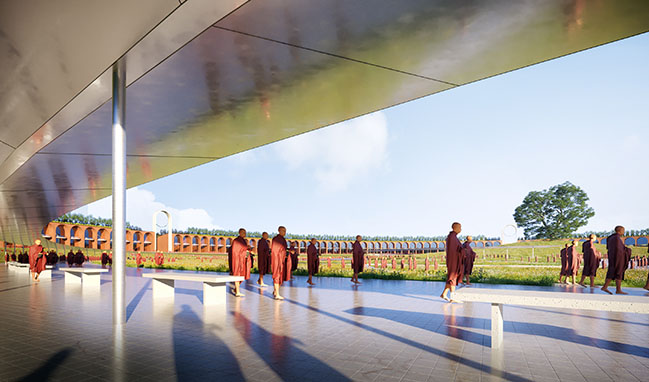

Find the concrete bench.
[
  {"left": 453, "top": 288, "right": 649, "bottom": 349},
  {"left": 8, "top": 262, "right": 30, "bottom": 274},
  {"left": 58, "top": 267, "right": 109, "bottom": 286},
  {"left": 142, "top": 272, "right": 244, "bottom": 305}
]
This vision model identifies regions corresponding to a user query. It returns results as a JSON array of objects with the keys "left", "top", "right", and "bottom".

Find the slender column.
[{"left": 112, "top": 58, "right": 126, "bottom": 325}]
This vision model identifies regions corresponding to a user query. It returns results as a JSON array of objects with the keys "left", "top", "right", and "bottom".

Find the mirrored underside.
[{"left": 1, "top": 0, "right": 648, "bottom": 243}]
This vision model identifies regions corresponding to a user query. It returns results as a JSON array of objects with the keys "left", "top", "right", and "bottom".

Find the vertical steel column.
[{"left": 112, "top": 59, "right": 126, "bottom": 325}]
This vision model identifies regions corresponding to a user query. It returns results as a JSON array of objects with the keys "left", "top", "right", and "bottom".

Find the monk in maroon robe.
[
  {"left": 307, "top": 238, "right": 319, "bottom": 285},
  {"left": 441, "top": 222, "right": 463, "bottom": 302},
  {"left": 67, "top": 250, "right": 74, "bottom": 266},
  {"left": 566, "top": 240, "right": 581, "bottom": 284},
  {"left": 289, "top": 243, "right": 298, "bottom": 272},
  {"left": 602, "top": 226, "right": 631, "bottom": 295},
  {"left": 256, "top": 232, "right": 271, "bottom": 287},
  {"left": 462, "top": 236, "right": 477, "bottom": 285},
  {"left": 558, "top": 244, "right": 570, "bottom": 284},
  {"left": 28, "top": 240, "right": 46, "bottom": 281},
  {"left": 579, "top": 234, "right": 601, "bottom": 288},
  {"left": 351, "top": 235, "right": 365, "bottom": 284},
  {"left": 271, "top": 226, "right": 288, "bottom": 300},
  {"left": 231, "top": 228, "right": 253, "bottom": 297}
]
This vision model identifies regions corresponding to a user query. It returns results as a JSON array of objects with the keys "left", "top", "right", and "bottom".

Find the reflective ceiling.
[{"left": 1, "top": 0, "right": 648, "bottom": 244}]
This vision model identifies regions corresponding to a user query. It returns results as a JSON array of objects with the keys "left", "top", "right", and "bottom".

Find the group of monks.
[
  {"left": 439, "top": 222, "right": 478, "bottom": 302},
  {"left": 558, "top": 226, "right": 638, "bottom": 294},
  {"left": 228, "top": 226, "right": 367, "bottom": 300}
]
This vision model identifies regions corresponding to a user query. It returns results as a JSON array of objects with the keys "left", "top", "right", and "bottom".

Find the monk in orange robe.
[
  {"left": 440, "top": 222, "right": 463, "bottom": 302},
  {"left": 351, "top": 235, "right": 364, "bottom": 284},
  {"left": 602, "top": 226, "right": 631, "bottom": 295},
  {"left": 271, "top": 226, "right": 288, "bottom": 300},
  {"left": 307, "top": 238, "right": 319, "bottom": 285},
  {"left": 462, "top": 236, "right": 477, "bottom": 285},
  {"left": 579, "top": 234, "right": 601, "bottom": 288},
  {"left": 28, "top": 239, "right": 46, "bottom": 281},
  {"left": 231, "top": 228, "right": 253, "bottom": 297},
  {"left": 256, "top": 232, "right": 271, "bottom": 287}
]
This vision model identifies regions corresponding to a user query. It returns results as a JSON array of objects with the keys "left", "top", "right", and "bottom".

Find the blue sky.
[{"left": 75, "top": 32, "right": 649, "bottom": 239}]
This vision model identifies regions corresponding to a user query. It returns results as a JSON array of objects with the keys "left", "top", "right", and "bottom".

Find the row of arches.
[
  {"left": 164, "top": 233, "right": 502, "bottom": 254},
  {"left": 43, "top": 223, "right": 153, "bottom": 252}
]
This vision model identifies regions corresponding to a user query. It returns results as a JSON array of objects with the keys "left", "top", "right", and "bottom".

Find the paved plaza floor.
[{"left": 1, "top": 265, "right": 648, "bottom": 381}]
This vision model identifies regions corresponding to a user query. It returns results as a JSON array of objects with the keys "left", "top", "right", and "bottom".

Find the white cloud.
[
  {"left": 273, "top": 111, "right": 389, "bottom": 192},
  {"left": 71, "top": 187, "right": 220, "bottom": 232}
]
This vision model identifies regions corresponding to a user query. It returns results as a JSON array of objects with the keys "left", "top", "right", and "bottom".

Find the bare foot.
[
  {"left": 643, "top": 285, "right": 649, "bottom": 291},
  {"left": 274, "top": 295, "right": 284, "bottom": 300},
  {"left": 465, "top": 282, "right": 472, "bottom": 286},
  {"left": 234, "top": 293, "right": 245, "bottom": 297},
  {"left": 616, "top": 290, "right": 628, "bottom": 295},
  {"left": 440, "top": 294, "right": 450, "bottom": 302},
  {"left": 577, "top": 283, "right": 586, "bottom": 288},
  {"left": 601, "top": 287, "right": 612, "bottom": 295},
  {"left": 450, "top": 299, "right": 463, "bottom": 304}
]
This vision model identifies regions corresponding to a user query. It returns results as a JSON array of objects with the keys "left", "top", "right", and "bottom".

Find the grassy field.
[{"left": 4, "top": 240, "right": 648, "bottom": 288}]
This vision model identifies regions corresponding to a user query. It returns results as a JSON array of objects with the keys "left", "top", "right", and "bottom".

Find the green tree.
[{"left": 513, "top": 181, "right": 595, "bottom": 239}]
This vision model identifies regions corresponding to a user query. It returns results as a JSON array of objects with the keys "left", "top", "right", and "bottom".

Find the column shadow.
[
  {"left": 125, "top": 279, "right": 151, "bottom": 322},
  {"left": 231, "top": 311, "right": 351, "bottom": 381},
  {"left": 173, "top": 304, "right": 244, "bottom": 380},
  {"left": 16, "top": 348, "right": 73, "bottom": 381}
]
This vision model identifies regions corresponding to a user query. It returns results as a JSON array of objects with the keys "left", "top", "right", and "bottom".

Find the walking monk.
[
  {"left": 256, "top": 232, "right": 271, "bottom": 287},
  {"left": 271, "top": 226, "right": 288, "bottom": 300},
  {"left": 440, "top": 222, "right": 463, "bottom": 302},
  {"left": 307, "top": 238, "right": 319, "bottom": 285},
  {"left": 558, "top": 243, "right": 570, "bottom": 284},
  {"left": 231, "top": 228, "right": 253, "bottom": 297},
  {"left": 602, "top": 226, "right": 632, "bottom": 295},
  {"left": 351, "top": 235, "right": 365, "bottom": 284},
  {"left": 578, "top": 234, "right": 601, "bottom": 288},
  {"left": 566, "top": 239, "right": 581, "bottom": 284},
  {"left": 28, "top": 239, "right": 46, "bottom": 281},
  {"left": 462, "top": 236, "right": 477, "bottom": 285}
]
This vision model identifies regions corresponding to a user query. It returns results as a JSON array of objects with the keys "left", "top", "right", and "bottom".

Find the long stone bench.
[
  {"left": 453, "top": 288, "right": 649, "bottom": 349},
  {"left": 142, "top": 272, "right": 244, "bottom": 305},
  {"left": 58, "top": 267, "right": 109, "bottom": 286}
]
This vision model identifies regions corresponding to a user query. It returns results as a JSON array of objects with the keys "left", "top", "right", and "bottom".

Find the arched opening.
[
  {"left": 132, "top": 232, "right": 141, "bottom": 251},
  {"left": 218, "top": 237, "right": 225, "bottom": 252},
  {"left": 493, "top": 242, "right": 501, "bottom": 247},
  {"left": 174, "top": 235, "right": 181, "bottom": 251},
  {"left": 110, "top": 231, "right": 113, "bottom": 249},
  {"left": 601, "top": 238, "right": 607, "bottom": 245},
  {"left": 97, "top": 229, "right": 107, "bottom": 249},
  {"left": 183, "top": 236, "right": 191, "bottom": 252},
  {"left": 69, "top": 226, "right": 81, "bottom": 247},
  {"left": 143, "top": 233, "right": 152, "bottom": 251},
  {"left": 438, "top": 242, "right": 445, "bottom": 250},
  {"left": 469, "top": 242, "right": 476, "bottom": 248},
  {"left": 333, "top": 242, "right": 340, "bottom": 254},
  {"left": 84, "top": 228, "right": 94, "bottom": 248},
  {"left": 637, "top": 237, "right": 648, "bottom": 246},
  {"left": 125, "top": 230, "right": 133, "bottom": 251},
  {"left": 624, "top": 237, "right": 636, "bottom": 246},
  {"left": 209, "top": 237, "right": 216, "bottom": 252},
  {"left": 477, "top": 242, "right": 484, "bottom": 248},
  {"left": 486, "top": 242, "right": 492, "bottom": 247}
]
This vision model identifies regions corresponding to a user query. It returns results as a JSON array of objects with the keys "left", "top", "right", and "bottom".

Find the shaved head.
[{"left": 614, "top": 225, "right": 625, "bottom": 235}]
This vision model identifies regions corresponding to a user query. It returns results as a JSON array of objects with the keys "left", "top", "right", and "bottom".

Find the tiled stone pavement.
[{"left": 1, "top": 265, "right": 648, "bottom": 381}]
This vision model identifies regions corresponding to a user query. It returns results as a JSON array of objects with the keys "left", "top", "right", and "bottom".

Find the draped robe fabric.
[{"left": 445, "top": 231, "right": 463, "bottom": 286}]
